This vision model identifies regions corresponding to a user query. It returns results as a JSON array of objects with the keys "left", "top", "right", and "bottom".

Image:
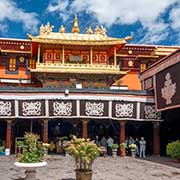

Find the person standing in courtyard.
[
  {"left": 139, "top": 137, "right": 146, "bottom": 158},
  {"left": 95, "top": 135, "right": 100, "bottom": 146},
  {"left": 107, "top": 136, "right": 114, "bottom": 156},
  {"left": 135, "top": 137, "right": 139, "bottom": 156},
  {"left": 100, "top": 136, "right": 107, "bottom": 147}
]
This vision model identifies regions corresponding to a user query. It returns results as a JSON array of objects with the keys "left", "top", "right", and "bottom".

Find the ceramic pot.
[
  {"left": 112, "top": 149, "right": 118, "bottom": 157},
  {"left": 14, "top": 161, "right": 47, "bottom": 180},
  {"left": 120, "top": 148, "right": 126, "bottom": 157},
  {"left": 75, "top": 170, "right": 93, "bottom": 180}
]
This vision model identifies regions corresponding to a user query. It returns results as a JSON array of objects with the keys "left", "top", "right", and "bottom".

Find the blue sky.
[{"left": 0, "top": 0, "right": 179, "bottom": 45}]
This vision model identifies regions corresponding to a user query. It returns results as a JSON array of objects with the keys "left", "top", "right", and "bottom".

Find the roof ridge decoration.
[
  {"left": 39, "top": 22, "right": 54, "bottom": 36},
  {"left": 27, "top": 15, "right": 133, "bottom": 45},
  {"left": 59, "top": 25, "right": 65, "bottom": 33}
]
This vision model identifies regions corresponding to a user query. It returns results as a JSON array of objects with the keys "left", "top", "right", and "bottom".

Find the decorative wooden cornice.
[{"left": 140, "top": 50, "right": 180, "bottom": 81}]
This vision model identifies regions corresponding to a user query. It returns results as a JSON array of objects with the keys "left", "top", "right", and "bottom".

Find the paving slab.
[{"left": 0, "top": 155, "right": 180, "bottom": 180}]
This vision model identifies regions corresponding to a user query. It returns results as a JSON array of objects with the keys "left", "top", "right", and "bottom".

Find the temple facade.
[{"left": 0, "top": 15, "right": 179, "bottom": 155}]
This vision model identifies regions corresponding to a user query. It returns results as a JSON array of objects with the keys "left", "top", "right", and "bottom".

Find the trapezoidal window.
[
  {"left": 29, "top": 59, "right": 36, "bottom": 69},
  {"left": 9, "top": 57, "right": 17, "bottom": 71}
]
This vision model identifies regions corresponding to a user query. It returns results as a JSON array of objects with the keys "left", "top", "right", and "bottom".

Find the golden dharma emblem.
[
  {"left": 161, "top": 72, "right": 176, "bottom": 105},
  {"left": 19, "top": 56, "right": 25, "bottom": 63},
  {"left": 20, "top": 45, "right": 24, "bottom": 50},
  {"left": 128, "top": 60, "right": 133, "bottom": 67},
  {"left": 128, "top": 50, "right": 132, "bottom": 54}
]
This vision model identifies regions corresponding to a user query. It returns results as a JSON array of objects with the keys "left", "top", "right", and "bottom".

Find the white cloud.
[
  {"left": 47, "top": 0, "right": 179, "bottom": 44},
  {"left": 138, "top": 21, "right": 169, "bottom": 44},
  {"left": 47, "top": 0, "right": 70, "bottom": 22},
  {"left": 0, "top": 0, "right": 39, "bottom": 33},
  {"left": 0, "top": 23, "right": 8, "bottom": 33},
  {"left": 169, "top": 5, "right": 180, "bottom": 30}
]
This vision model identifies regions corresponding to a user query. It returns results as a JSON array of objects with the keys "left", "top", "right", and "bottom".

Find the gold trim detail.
[{"left": 30, "top": 63, "right": 127, "bottom": 75}]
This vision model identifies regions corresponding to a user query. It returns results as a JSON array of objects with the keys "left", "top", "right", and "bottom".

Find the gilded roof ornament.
[
  {"left": 39, "top": 22, "right": 54, "bottom": 36},
  {"left": 72, "top": 14, "right": 80, "bottom": 33},
  {"left": 100, "top": 25, "right": 107, "bottom": 36},
  {"left": 86, "top": 26, "right": 93, "bottom": 34},
  {"left": 125, "top": 36, "right": 133, "bottom": 41},
  {"left": 94, "top": 25, "right": 101, "bottom": 35},
  {"left": 39, "top": 24, "right": 45, "bottom": 36},
  {"left": 59, "top": 25, "right": 65, "bottom": 33},
  {"left": 94, "top": 25, "right": 107, "bottom": 36}
]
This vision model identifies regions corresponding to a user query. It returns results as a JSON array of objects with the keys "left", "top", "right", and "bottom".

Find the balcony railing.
[{"left": 30, "top": 63, "right": 127, "bottom": 75}]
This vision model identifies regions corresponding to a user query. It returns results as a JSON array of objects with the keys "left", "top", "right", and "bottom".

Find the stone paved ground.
[{"left": 0, "top": 155, "right": 180, "bottom": 180}]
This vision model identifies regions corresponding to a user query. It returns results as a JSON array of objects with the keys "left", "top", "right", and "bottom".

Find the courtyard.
[{"left": 1, "top": 155, "right": 180, "bottom": 180}]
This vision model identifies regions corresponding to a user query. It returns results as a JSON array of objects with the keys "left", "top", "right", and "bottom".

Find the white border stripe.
[
  {"left": 76, "top": 100, "right": 80, "bottom": 116},
  {"left": 0, "top": 116, "right": 163, "bottom": 122},
  {"left": 136, "top": 102, "right": 140, "bottom": 119},
  {"left": 15, "top": 100, "right": 19, "bottom": 117},
  {"left": 45, "top": 100, "right": 49, "bottom": 117},
  {"left": 0, "top": 94, "right": 155, "bottom": 103},
  {"left": 109, "top": 101, "right": 112, "bottom": 118}
]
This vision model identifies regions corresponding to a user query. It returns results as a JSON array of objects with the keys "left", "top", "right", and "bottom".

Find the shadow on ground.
[{"left": 145, "top": 156, "right": 180, "bottom": 168}]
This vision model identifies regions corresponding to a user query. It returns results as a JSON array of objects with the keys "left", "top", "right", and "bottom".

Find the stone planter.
[
  {"left": 14, "top": 161, "right": 47, "bottom": 180},
  {"left": 131, "top": 150, "right": 136, "bottom": 158},
  {"left": 75, "top": 170, "right": 93, "bottom": 180},
  {"left": 112, "top": 149, "right": 118, "bottom": 157},
  {"left": 120, "top": 148, "right": 126, "bottom": 157}
]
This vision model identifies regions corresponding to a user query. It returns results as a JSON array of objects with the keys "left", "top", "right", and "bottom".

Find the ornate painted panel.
[
  {"left": 155, "top": 61, "right": 180, "bottom": 111},
  {"left": 0, "top": 100, "right": 15, "bottom": 116},
  {"left": 144, "top": 77, "right": 153, "bottom": 90},
  {"left": 112, "top": 101, "right": 137, "bottom": 118},
  {"left": 80, "top": 100, "right": 108, "bottom": 117},
  {"left": 49, "top": 100, "right": 76, "bottom": 116},
  {"left": 140, "top": 103, "right": 161, "bottom": 120},
  {"left": 18, "top": 100, "right": 45, "bottom": 117}
]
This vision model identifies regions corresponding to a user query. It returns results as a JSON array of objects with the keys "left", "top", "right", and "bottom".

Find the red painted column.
[
  {"left": 119, "top": 121, "right": 126, "bottom": 144},
  {"left": 153, "top": 122, "right": 160, "bottom": 155},
  {"left": 6, "top": 120, "right": 12, "bottom": 149},
  {"left": 43, "top": 120, "right": 48, "bottom": 143},
  {"left": 82, "top": 120, "right": 88, "bottom": 139}
]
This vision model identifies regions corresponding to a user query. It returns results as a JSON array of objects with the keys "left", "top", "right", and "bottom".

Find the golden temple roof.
[
  {"left": 28, "top": 15, "right": 132, "bottom": 46},
  {"left": 28, "top": 32, "right": 130, "bottom": 45}
]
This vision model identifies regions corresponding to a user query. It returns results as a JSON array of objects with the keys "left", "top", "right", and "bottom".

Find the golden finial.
[
  {"left": 72, "top": 14, "right": 80, "bottom": 33},
  {"left": 59, "top": 25, "right": 65, "bottom": 33},
  {"left": 125, "top": 36, "right": 133, "bottom": 41},
  {"left": 86, "top": 26, "right": 93, "bottom": 34}
]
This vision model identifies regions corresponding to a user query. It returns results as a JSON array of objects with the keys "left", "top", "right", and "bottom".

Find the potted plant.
[
  {"left": 16, "top": 140, "right": 25, "bottom": 158},
  {"left": 111, "top": 144, "right": 119, "bottom": 157},
  {"left": 14, "top": 132, "right": 47, "bottom": 180},
  {"left": 129, "top": 143, "right": 137, "bottom": 157},
  {"left": 120, "top": 142, "right": 127, "bottom": 157},
  {"left": 0, "top": 146, "right": 5, "bottom": 156},
  {"left": 65, "top": 136, "right": 100, "bottom": 180},
  {"left": 42, "top": 143, "right": 50, "bottom": 160},
  {"left": 167, "top": 140, "right": 180, "bottom": 162}
]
